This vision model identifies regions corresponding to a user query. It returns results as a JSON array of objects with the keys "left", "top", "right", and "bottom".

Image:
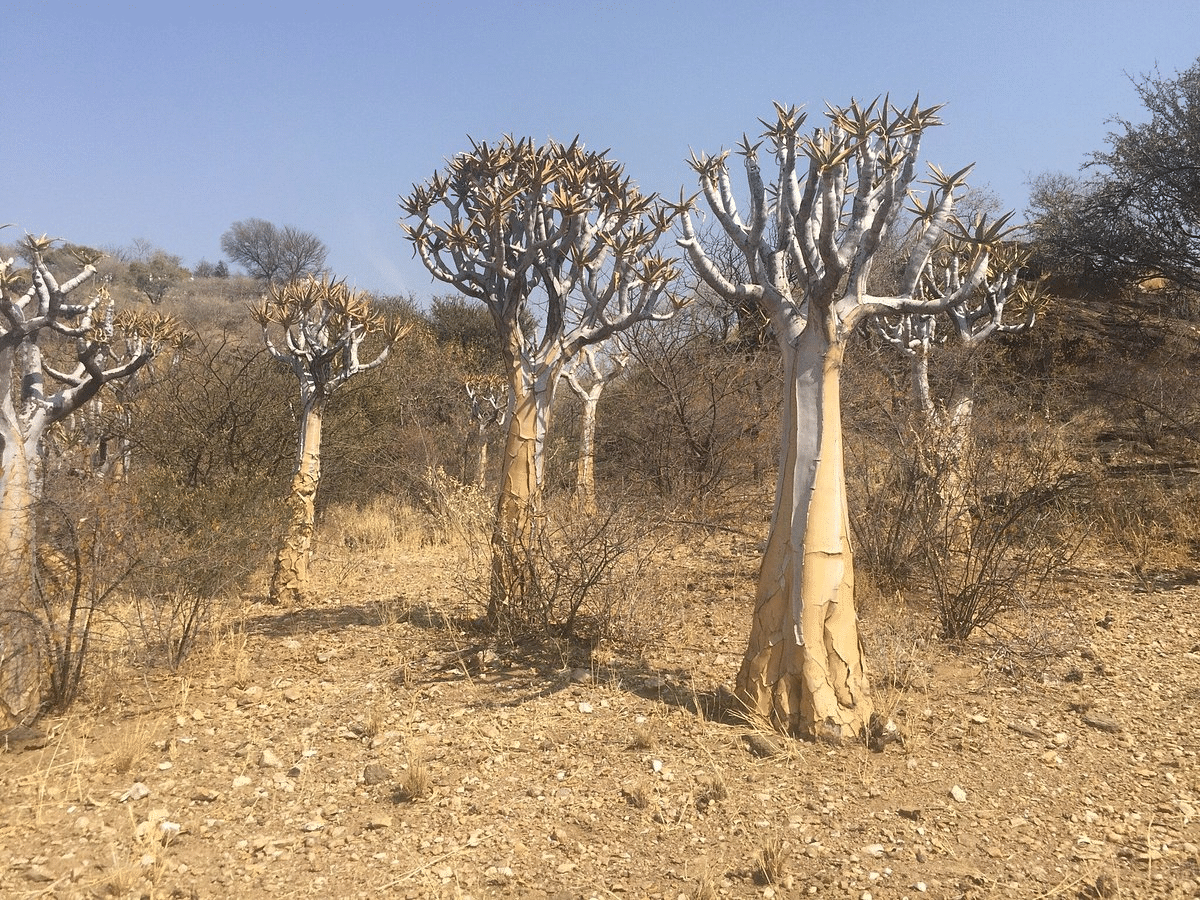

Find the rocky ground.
[{"left": 2, "top": 532, "right": 1199, "bottom": 899}]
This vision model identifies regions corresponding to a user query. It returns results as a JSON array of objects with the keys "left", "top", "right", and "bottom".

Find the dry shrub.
[
  {"left": 848, "top": 380, "right": 1088, "bottom": 641},
  {"left": 34, "top": 494, "right": 139, "bottom": 712},
  {"left": 418, "top": 467, "right": 493, "bottom": 547},
  {"left": 395, "top": 755, "right": 431, "bottom": 802},
  {"left": 920, "top": 415, "right": 1087, "bottom": 641},
  {"left": 486, "top": 500, "right": 665, "bottom": 656},
  {"left": 322, "top": 495, "right": 429, "bottom": 553},
  {"left": 602, "top": 308, "right": 781, "bottom": 511},
  {"left": 1087, "top": 470, "right": 1200, "bottom": 585},
  {"left": 754, "top": 836, "right": 788, "bottom": 885}
]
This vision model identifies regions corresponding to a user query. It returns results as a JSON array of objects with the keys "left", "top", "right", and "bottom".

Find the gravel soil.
[{"left": 2, "top": 536, "right": 1199, "bottom": 899}]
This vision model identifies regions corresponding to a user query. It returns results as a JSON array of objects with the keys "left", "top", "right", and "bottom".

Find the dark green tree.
[
  {"left": 129, "top": 251, "right": 187, "bottom": 304},
  {"left": 1029, "top": 56, "right": 1200, "bottom": 295}
]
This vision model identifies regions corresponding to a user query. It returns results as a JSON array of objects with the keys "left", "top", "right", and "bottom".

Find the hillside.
[{"left": 1, "top": 276, "right": 1200, "bottom": 898}]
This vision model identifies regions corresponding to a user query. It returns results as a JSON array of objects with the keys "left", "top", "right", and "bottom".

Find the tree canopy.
[
  {"left": 1029, "top": 56, "right": 1200, "bottom": 295},
  {"left": 220, "top": 218, "right": 328, "bottom": 284}
]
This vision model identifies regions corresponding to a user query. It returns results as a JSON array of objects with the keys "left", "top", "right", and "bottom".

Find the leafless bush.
[
  {"left": 33, "top": 495, "right": 139, "bottom": 711},
  {"left": 486, "top": 501, "right": 663, "bottom": 654},
  {"left": 917, "top": 418, "right": 1087, "bottom": 641},
  {"left": 604, "top": 309, "right": 780, "bottom": 510}
]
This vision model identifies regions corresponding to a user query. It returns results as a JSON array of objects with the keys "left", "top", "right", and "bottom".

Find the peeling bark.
[
  {"left": 0, "top": 424, "right": 42, "bottom": 728},
  {"left": 735, "top": 325, "right": 873, "bottom": 740},
  {"left": 489, "top": 382, "right": 541, "bottom": 619},
  {"left": 574, "top": 394, "right": 599, "bottom": 513},
  {"left": 270, "top": 400, "right": 323, "bottom": 606},
  {"left": 489, "top": 366, "right": 560, "bottom": 619}
]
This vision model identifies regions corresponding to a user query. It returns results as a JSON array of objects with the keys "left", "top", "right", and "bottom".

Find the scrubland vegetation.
[{"left": 3, "top": 64, "right": 1200, "bottom": 896}]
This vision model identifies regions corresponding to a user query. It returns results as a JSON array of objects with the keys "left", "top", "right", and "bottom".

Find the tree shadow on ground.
[{"left": 236, "top": 595, "right": 743, "bottom": 724}]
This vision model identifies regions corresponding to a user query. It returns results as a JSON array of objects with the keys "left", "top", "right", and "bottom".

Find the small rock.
[
  {"left": 259, "top": 749, "right": 284, "bottom": 769},
  {"left": 191, "top": 788, "right": 221, "bottom": 803},
  {"left": 744, "top": 733, "right": 783, "bottom": 758},
  {"left": 1082, "top": 714, "right": 1122, "bottom": 734},
  {"left": 577, "top": 702, "right": 593, "bottom": 714},
  {"left": 950, "top": 785, "right": 967, "bottom": 803},
  {"left": 363, "top": 763, "right": 391, "bottom": 786},
  {"left": 232, "top": 775, "right": 253, "bottom": 789},
  {"left": 26, "top": 864, "right": 56, "bottom": 882},
  {"left": 862, "top": 844, "right": 885, "bottom": 857},
  {"left": 282, "top": 687, "right": 302, "bottom": 702},
  {"left": 121, "top": 782, "right": 150, "bottom": 802},
  {"left": 2, "top": 725, "right": 49, "bottom": 753}
]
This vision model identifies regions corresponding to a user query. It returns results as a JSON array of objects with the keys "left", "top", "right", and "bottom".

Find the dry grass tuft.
[
  {"left": 395, "top": 755, "right": 431, "bottom": 802},
  {"left": 754, "top": 836, "right": 788, "bottom": 885}
]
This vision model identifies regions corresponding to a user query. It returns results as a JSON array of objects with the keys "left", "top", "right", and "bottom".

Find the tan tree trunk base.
[
  {"left": 0, "top": 441, "right": 44, "bottom": 727},
  {"left": 733, "top": 328, "right": 874, "bottom": 742},
  {"left": 489, "top": 391, "right": 543, "bottom": 622},
  {"left": 270, "top": 470, "right": 318, "bottom": 606},
  {"left": 0, "top": 612, "right": 43, "bottom": 729}
]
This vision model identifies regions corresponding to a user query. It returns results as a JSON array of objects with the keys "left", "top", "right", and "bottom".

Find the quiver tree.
[
  {"left": 0, "top": 235, "right": 176, "bottom": 727},
  {"left": 871, "top": 239, "right": 1040, "bottom": 549},
  {"left": 679, "top": 99, "right": 1029, "bottom": 741},
  {"left": 464, "top": 374, "right": 508, "bottom": 486},
  {"left": 401, "top": 135, "right": 685, "bottom": 619},
  {"left": 255, "top": 276, "right": 409, "bottom": 605},
  {"left": 562, "top": 340, "right": 630, "bottom": 512}
]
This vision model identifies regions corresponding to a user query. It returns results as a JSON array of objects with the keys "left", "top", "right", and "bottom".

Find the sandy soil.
[{"left": 2, "top": 533, "right": 1199, "bottom": 899}]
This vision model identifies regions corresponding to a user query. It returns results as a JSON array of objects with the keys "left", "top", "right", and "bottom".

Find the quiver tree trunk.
[
  {"left": 464, "top": 376, "right": 507, "bottom": 487},
  {"left": 562, "top": 343, "right": 627, "bottom": 515},
  {"left": 489, "top": 367, "right": 555, "bottom": 620},
  {"left": 910, "top": 346, "right": 977, "bottom": 557},
  {"left": 270, "top": 399, "right": 323, "bottom": 605},
  {"left": 736, "top": 326, "right": 873, "bottom": 741},
  {"left": 574, "top": 393, "right": 599, "bottom": 513},
  {"left": 0, "top": 428, "right": 42, "bottom": 728}
]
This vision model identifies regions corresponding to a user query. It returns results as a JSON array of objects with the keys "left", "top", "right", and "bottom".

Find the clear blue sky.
[{"left": 8, "top": 1, "right": 1198, "bottom": 301}]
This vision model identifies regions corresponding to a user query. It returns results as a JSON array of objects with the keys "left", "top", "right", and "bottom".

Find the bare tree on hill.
[{"left": 221, "top": 218, "right": 328, "bottom": 285}]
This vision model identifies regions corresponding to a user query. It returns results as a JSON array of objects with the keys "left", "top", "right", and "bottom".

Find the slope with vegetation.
[{"left": 3, "top": 60, "right": 1200, "bottom": 895}]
